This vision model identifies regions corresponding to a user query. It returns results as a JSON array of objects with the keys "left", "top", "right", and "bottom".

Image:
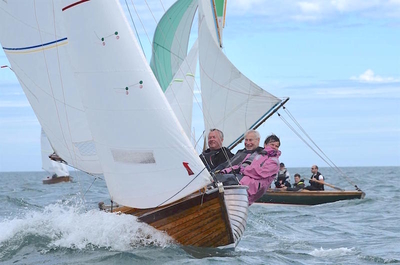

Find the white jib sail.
[
  {"left": 41, "top": 128, "right": 69, "bottom": 177},
  {"left": 165, "top": 40, "right": 198, "bottom": 140},
  {"left": 0, "top": 1, "right": 102, "bottom": 174},
  {"left": 198, "top": 0, "right": 282, "bottom": 147},
  {"left": 61, "top": 0, "right": 211, "bottom": 208}
]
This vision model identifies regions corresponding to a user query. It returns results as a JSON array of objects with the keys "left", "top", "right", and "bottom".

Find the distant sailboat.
[
  {"left": 41, "top": 129, "right": 71, "bottom": 184},
  {"left": 0, "top": 0, "right": 287, "bottom": 249}
]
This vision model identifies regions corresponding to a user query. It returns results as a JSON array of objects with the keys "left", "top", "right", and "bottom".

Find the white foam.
[
  {"left": 0, "top": 200, "right": 172, "bottom": 251},
  {"left": 310, "top": 247, "right": 355, "bottom": 257}
]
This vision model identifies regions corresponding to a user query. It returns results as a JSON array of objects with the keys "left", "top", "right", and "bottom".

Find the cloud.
[
  {"left": 0, "top": 116, "right": 38, "bottom": 126},
  {"left": 0, "top": 100, "right": 31, "bottom": 108},
  {"left": 350, "top": 69, "right": 400, "bottom": 83},
  {"left": 227, "top": 0, "right": 400, "bottom": 21}
]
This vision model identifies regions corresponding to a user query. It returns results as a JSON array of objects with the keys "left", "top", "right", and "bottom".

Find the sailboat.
[
  {"left": 41, "top": 128, "right": 71, "bottom": 184},
  {"left": 0, "top": 0, "right": 286, "bottom": 249}
]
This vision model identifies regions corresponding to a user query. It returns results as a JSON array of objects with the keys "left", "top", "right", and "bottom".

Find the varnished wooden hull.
[
  {"left": 109, "top": 185, "right": 248, "bottom": 249},
  {"left": 42, "top": 176, "right": 71, "bottom": 185},
  {"left": 256, "top": 189, "right": 365, "bottom": 206}
]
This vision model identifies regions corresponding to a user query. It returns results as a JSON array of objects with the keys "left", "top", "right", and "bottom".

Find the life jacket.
[
  {"left": 277, "top": 169, "right": 287, "bottom": 179},
  {"left": 293, "top": 179, "right": 305, "bottom": 189},
  {"left": 212, "top": 147, "right": 263, "bottom": 172},
  {"left": 310, "top": 172, "right": 324, "bottom": 190},
  {"left": 200, "top": 147, "right": 233, "bottom": 171},
  {"left": 241, "top": 150, "right": 266, "bottom": 167}
]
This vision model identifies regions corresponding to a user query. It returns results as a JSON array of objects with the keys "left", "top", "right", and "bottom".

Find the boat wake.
[
  {"left": 0, "top": 200, "right": 173, "bottom": 256},
  {"left": 310, "top": 247, "right": 355, "bottom": 257}
]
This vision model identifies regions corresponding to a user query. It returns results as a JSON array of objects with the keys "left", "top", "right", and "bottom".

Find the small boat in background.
[
  {"left": 41, "top": 129, "right": 71, "bottom": 185},
  {"left": 256, "top": 188, "right": 365, "bottom": 206},
  {"left": 42, "top": 175, "right": 71, "bottom": 185}
]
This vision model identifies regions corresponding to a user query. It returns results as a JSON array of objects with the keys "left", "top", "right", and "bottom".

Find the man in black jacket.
[
  {"left": 304, "top": 165, "right": 325, "bottom": 190},
  {"left": 200, "top": 129, "right": 233, "bottom": 171}
]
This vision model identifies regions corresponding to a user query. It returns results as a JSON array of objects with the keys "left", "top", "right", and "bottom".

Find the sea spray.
[{"left": 0, "top": 199, "right": 172, "bottom": 255}]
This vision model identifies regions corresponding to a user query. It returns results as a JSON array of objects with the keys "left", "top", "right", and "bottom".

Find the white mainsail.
[
  {"left": 198, "top": 0, "right": 283, "bottom": 147},
  {"left": 41, "top": 128, "right": 69, "bottom": 177},
  {"left": 61, "top": 0, "right": 211, "bottom": 208},
  {"left": 0, "top": 1, "right": 101, "bottom": 174}
]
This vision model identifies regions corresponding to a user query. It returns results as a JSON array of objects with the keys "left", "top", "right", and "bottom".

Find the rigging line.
[
  {"left": 0, "top": 62, "right": 39, "bottom": 102},
  {"left": 129, "top": 0, "right": 153, "bottom": 55},
  {"left": 83, "top": 176, "right": 98, "bottom": 197},
  {"left": 194, "top": 130, "right": 205, "bottom": 150},
  {"left": 144, "top": 0, "right": 159, "bottom": 24},
  {"left": 124, "top": 0, "right": 145, "bottom": 55},
  {"left": 282, "top": 108, "right": 357, "bottom": 187},
  {"left": 278, "top": 113, "right": 337, "bottom": 169},
  {"left": 156, "top": 167, "right": 209, "bottom": 208},
  {"left": 158, "top": 0, "right": 166, "bottom": 12},
  {"left": 279, "top": 113, "right": 358, "bottom": 188},
  {"left": 284, "top": 107, "right": 341, "bottom": 171}
]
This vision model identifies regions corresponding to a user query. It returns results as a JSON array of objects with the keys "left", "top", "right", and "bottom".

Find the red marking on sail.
[
  {"left": 183, "top": 162, "right": 194, "bottom": 176},
  {"left": 62, "top": 0, "right": 90, "bottom": 11}
]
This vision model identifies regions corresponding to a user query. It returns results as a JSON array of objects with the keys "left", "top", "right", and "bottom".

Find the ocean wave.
[
  {"left": 0, "top": 200, "right": 172, "bottom": 258},
  {"left": 310, "top": 247, "right": 355, "bottom": 257}
]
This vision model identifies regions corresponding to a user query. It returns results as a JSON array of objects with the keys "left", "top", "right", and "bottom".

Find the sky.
[{"left": 0, "top": 0, "right": 399, "bottom": 172}]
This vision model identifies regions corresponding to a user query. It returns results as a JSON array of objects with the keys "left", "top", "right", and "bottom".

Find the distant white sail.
[
  {"left": 61, "top": 0, "right": 211, "bottom": 208},
  {"left": 198, "top": 0, "right": 282, "bottom": 147},
  {"left": 41, "top": 128, "right": 69, "bottom": 177},
  {"left": 0, "top": 1, "right": 102, "bottom": 174}
]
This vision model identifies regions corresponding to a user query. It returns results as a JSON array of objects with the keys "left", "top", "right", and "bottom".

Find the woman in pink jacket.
[{"left": 219, "top": 134, "right": 281, "bottom": 205}]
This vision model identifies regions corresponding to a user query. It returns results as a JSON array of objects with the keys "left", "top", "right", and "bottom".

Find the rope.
[
  {"left": 278, "top": 108, "right": 362, "bottom": 191},
  {"left": 156, "top": 167, "right": 208, "bottom": 207},
  {"left": 124, "top": 0, "right": 145, "bottom": 55}
]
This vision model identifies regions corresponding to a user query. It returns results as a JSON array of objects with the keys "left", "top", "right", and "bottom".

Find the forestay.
[
  {"left": 61, "top": 0, "right": 211, "bottom": 208},
  {"left": 198, "top": 0, "right": 283, "bottom": 147},
  {"left": 0, "top": 1, "right": 102, "bottom": 174}
]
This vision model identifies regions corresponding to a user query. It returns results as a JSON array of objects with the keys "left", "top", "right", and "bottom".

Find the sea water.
[{"left": 0, "top": 167, "right": 399, "bottom": 264}]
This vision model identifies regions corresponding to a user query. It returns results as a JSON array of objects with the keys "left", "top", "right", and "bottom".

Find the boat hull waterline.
[
  {"left": 101, "top": 185, "right": 249, "bottom": 248},
  {"left": 256, "top": 189, "right": 365, "bottom": 205}
]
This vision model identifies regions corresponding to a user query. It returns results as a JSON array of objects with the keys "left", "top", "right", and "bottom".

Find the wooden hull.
[
  {"left": 107, "top": 185, "right": 248, "bottom": 249},
  {"left": 256, "top": 189, "right": 365, "bottom": 206},
  {"left": 42, "top": 176, "right": 71, "bottom": 185}
]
